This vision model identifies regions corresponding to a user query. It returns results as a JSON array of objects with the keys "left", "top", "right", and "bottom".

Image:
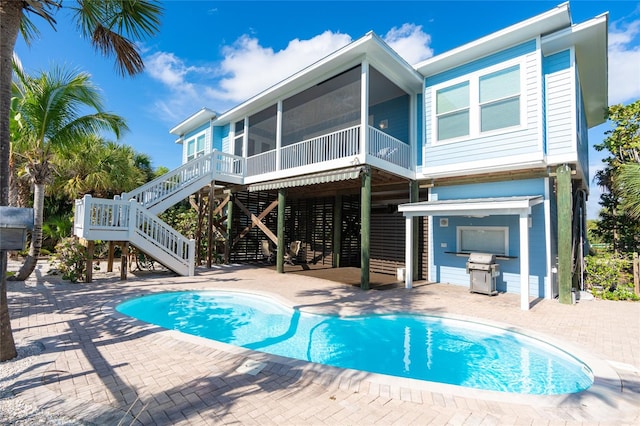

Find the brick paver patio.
[{"left": 5, "top": 262, "right": 640, "bottom": 425}]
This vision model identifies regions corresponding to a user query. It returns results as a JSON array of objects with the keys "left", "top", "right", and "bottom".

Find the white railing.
[
  {"left": 122, "top": 150, "right": 244, "bottom": 211},
  {"left": 281, "top": 125, "right": 360, "bottom": 170},
  {"left": 368, "top": 127, "right": 411, "bottom": 169},
  {"left": 74, "top": 195, "right": 195, "bottom": 276},
  {"left": 246, "top": 150, "right": 277, "bottom": 177}
]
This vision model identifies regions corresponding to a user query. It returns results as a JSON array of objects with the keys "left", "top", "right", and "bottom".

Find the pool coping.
[{"left": 102, "top": 286, "right": 631, "bottom": 421}]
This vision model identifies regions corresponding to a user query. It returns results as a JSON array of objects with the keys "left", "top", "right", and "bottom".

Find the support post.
[
  {"left": 225, "top": 193, "right": 234, "bottom": 263},
  {"left": 107, "top": 241, "right": 115, "bottom": 272},
  {"left": 556, "top": 164, "right": 573, "bottom": 304},
  {"left": 333, "top": 194, "right": 342, "bottom": 268},
  {"left": 361, "top": 167, "right": 371, "bottom": 290},
  {"left": 277, "top": 189, "right": 286, "bottom": 273},
  {"left": 410, "top": 180, "right": 420, "bottom": 280},
  {"left": 207, "top": 183, "right": 215, "bottom": 268},
  {"left": 120, "top": 242, "right": 129, "bottom": 281},
  {"left": 405, "top": 215, "right": 413, "bottom": 289},
  {"left": 84, "top": 240, "right": 94, "bottom": 283},
  {"left": 519, "top": 213, "right": 530, "bottom": 310}
]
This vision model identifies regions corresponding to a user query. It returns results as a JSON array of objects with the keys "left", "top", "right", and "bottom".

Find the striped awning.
[{"left": 247, "top": 166, "right": 364, "bottom": 192}]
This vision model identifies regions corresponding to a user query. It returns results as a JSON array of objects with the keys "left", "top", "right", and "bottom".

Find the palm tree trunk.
[
  {"left": 11, "top": 182, "right": 45, "bottom": 281},
  {"left": 0, "top": 0, "right": 24, "bottom": 361}
]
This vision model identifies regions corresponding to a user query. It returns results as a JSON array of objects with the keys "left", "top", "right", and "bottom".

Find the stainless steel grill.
[{"left": 466, "top": 252, "right": 500, "bottom": 296}]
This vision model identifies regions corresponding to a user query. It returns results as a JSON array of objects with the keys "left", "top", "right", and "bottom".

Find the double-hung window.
[
  {"left": 186, "top": 133, "right": 206, "bottom": 161},
  {"left": 436, "top": 82, "right": 469, "bottom": 141},
  {"left": 479, "top": 65, "right": 520, "bottom": 132},
  {"left": 434, "top": 63, "right": 521, "bottom": 142}
]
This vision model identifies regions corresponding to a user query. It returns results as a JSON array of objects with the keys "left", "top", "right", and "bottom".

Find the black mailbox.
[{"left": 0, "top": 207, "right": 34, "bottom": 250}]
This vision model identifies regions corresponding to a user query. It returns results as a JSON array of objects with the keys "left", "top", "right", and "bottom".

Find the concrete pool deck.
[{"left": 4, "top": 262, "right": 640, "bottom": 425}]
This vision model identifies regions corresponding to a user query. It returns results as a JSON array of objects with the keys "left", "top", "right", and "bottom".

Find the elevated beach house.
[{"left": 74, "top": 3, "right": 608, "bottom": 310}]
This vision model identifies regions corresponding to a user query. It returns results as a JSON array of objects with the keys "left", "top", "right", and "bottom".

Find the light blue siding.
[
  {"left": 416, "top": 93, "right": 423, "bottom": 167},
  {"left": 213, "top": 124, "right": 228, "bottom": 152},
  {"left": 183, "top": 122, "right": 209, "bottom": 140},
  {"left": 576, "top": 70, "right": 589, "bottom": 180},
  {"left": 423, "top": 40, "right": 541, "bottom": 169},
  {"left": 544, "top": 50, "right": 575, "bottom": 160},
  {"left": 426, "top": 41, "right": 537, "bottom": 86},
  {"left": 431, "top": 179, "right": 548, "bottom": 297}
]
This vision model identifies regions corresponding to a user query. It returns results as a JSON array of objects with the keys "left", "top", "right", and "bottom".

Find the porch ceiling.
[{"left": 398, "top": 195, "right": 544, "bottom": 217}]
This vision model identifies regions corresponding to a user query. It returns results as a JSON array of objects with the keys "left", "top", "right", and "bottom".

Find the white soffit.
[
  {"left": 247, "top": 166, "right": 364, "bottom": 192},
  {"left": 398, "top": 196, "right": 544, "bottom": 217}
]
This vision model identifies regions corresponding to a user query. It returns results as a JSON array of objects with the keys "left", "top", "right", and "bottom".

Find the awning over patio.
[
  {"left": 247, "top": 166, "right": 364, "bottom": 192},
  {"left": 398, "top": 195, "right": 545, "bottom": 311},
  {"left": 398, "top": 195, "right": 543, "bottom": 217}
]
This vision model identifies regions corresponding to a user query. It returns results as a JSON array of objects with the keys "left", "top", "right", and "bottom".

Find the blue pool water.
[{"left": 116, "top": 291, "right": 593, "bottom": 395}]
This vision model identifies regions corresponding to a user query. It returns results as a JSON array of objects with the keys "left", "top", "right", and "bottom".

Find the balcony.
[{"left": 244, "top": 125, "right": 412, "bottom": 184}]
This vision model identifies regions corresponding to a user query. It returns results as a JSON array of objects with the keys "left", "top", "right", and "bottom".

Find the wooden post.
[
  {"left": 225, "top": 193, "right": 233, "bottom": 264},
  {"left": 557, "top": 164, "right": 573, "bottom": 304},
  {"left": 634, "top": 252, "right": 639, "bottom": 296},
  {"left": 277, "top": 189, "right": 286, "bottom": 273},
  {"left": 84, "top": 240, "right": 94, "bottom": 283},
  {"left": 120, "top": 242, "right": 128, "bottom": 281},
  {"left": 333, "top": 194, "right": 342, "bottom": 268},
  {"left": 410, "top": 180, "right": 420, "bottom": 280},
  {"left": 107, "top": 241, "right": 115, "bottom": 272},
  {"left": 361, "top": 167, "right": 371, "bottom": 290},
  {"left": 207, "top": 183, "right": 215, "bottom": 268}
]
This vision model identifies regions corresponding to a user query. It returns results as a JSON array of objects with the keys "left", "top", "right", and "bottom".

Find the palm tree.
[
  {"left": 0, "top": 0, "right": 162, "bottom": 361},
  {"left": 55, "top": 134, "right": 147, "bottom": 200},
  {"left": 10, "top": 64, "right": 128, "bottom": 281},
  {"left": 617, "top": 163, "right": 640, "bottom": 220}
]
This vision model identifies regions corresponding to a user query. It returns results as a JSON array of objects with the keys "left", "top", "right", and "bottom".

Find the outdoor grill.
[{"left": 466, "top": 252, "right": 500, "bottom": 296}]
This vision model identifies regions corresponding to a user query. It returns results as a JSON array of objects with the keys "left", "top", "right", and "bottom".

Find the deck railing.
[{"left": 368, "top": 127, "right": 411, "bottom": 169}]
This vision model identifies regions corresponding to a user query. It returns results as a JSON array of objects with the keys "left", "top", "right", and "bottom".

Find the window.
[
  {"left": 434, "top": 64, "right": 521, "bottom": 142},
  {"left": 436, "top": 82, "right": 469, "bottom": 140},
  {"left": 234, "top": 120, "right": 244, "bottom": 156},
  {"left": 186, "top": 133, "right": 206, "bottom": 161},
  {"left": 479, "top": 66, "right": 520, "bottom": 132},
  {"left": 457, "top": 226, "right": 508, "bottom": 255}
]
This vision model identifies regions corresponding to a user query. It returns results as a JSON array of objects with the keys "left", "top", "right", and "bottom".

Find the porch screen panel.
[
  {"left": 282, "top": 65, "right": 361, "bottom": 146},
  {"left": 369, "top": 67, "right": 410, "bottom": 143},
  {"left": 248, "top": 105, "right": 277, "bottom": 156}
]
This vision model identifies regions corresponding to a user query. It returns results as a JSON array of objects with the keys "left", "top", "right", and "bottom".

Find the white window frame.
[
  {"left": 457, "top": 226, "right": 509, "bottom": 256},
  {"left": 431, "top": 58, "right": 525, "bottom": 145},
  {"left": 185, "top": 130, "right": 207, "bottom": 162}
]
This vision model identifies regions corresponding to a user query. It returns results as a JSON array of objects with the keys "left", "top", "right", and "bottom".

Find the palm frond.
[{"left": 616, "top": 163, "right": 640, "bottom": 220}]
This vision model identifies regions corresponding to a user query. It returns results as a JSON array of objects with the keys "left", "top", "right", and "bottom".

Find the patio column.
[
  {"left": 360, "top": 167, "right": 371, "bottom": 290},
  {"left": 404, "top": 215, "right": 413, "bottom": 289},
  {"left": 276, "top": 100, "right": 282, "bottom": 171},
  {"left": 333, "top": 193, "right": 342, "bottom": 268},
  {"left": 410, "top": 180, "right": 420, "bottom": 280},
  {"left": 519, "top": 212, "right": 530, "bottom": 310},
  {"left": 360, "top": 60, "right": 369, "bottom": 159},
  {"left": 276, "top": 188, "right": 286, "bottom": 273},
  {"left": 556, "top": 164, "right": 573, "bottom": 304}
]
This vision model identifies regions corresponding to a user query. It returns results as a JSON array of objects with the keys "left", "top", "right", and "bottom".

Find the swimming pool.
[{"left": 116, "top": 290, "right": 593, "bottom": 395}]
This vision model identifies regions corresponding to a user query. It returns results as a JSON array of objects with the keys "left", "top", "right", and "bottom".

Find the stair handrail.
[
  {"left": 121, "top": 150, "right": 245, "bottom": 209},
  {"left": 74, "top": 194, "right": 195, "bottom": 275}
]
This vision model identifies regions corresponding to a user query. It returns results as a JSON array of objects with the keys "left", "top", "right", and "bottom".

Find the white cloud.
[
  {"left": 608, "top": 20, "right": 640, "bottom": 104},
  {"left": 211, "top": 31, "right": 353, "bottom": 103},
  {"left": 383, "top": 23, "right": 434, "bottom": 65},
  {"left": 145, "top": 26, "right": 433, "bottom": 123}
]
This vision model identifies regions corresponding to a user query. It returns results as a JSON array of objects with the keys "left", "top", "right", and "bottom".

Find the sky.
[{"left": 13, "top": 0, "right": 640, "bottom": 219}]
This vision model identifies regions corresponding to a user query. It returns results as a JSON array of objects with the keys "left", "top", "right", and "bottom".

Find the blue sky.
[{"left": 13, "top": 1, "right": 640, "bottom": 218}]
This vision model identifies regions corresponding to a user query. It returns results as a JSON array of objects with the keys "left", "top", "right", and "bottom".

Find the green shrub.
[
  {"left": 50, "top": 237, "right": 88, "bottom": 283},
  {"left": 584, "top": 253, "right": 638, "bottom": 301}
]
